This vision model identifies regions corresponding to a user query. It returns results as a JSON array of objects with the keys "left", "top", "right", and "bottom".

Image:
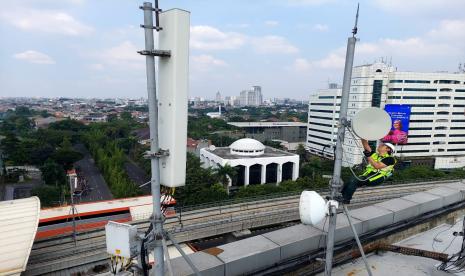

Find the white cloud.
[
  {"left": 89, "top": 63, "right": 104, "bottom": 71},
  {"left": 428, "top": 19, "right": 465, "bottom": 43},
  {"left": 97, "top": 41, "right": 143, "bottom": 69},
  {"left": 190, "top": 25, "right": 246, "bottom": 50},
  {"left": 291, "top": 58, "right": 312, "bottom": 72},
  {"left": 314, "top": 52, "right": 345, "bottom": 69},
  {"left": 1, "top": 9, "right": 93, "bottom": 36},
  {"left": 265, "top": 20, "right": 279, "bottom": 27},
  {"left": 286, "top": 0, "right": 335, "bottom": 5},
  {"left": 191, "top": 55, "right": 228, "bottom": 72},
  {"left": 373, "top": 0, "right": 465, "bottom": 18},
  {"left": 252, "top": 36, "right": 299, "bottom": 54},
  {"left": 313, "top": 24, "right": 329, "bottom": 32},
  {"left": 13, "top": 50, "right": 55, "bottom": 64}
]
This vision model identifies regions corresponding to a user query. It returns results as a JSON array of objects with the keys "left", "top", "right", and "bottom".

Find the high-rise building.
[
  {"left": 215, "top": 91, "right": 222, "bottom": 102},
  {"left": 239, "top": 86, "right": 263, "bottom": 106},
  {"left": 307, "top": 62, "right": 465, "bottom": 169}
]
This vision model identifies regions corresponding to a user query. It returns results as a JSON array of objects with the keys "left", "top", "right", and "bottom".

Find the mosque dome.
[{"left": 229, "top": 138, "right": 265, "bottom": 156}]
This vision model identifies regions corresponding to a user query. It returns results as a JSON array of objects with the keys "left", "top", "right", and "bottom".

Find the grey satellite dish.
[
  {"left": 351, "top": 107, "right": 391, "bottom": 140},
  {"left": 209, "top": 145, "right": 216, "bottom": 151}
]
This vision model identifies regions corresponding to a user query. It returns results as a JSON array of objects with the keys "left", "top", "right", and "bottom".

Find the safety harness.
[{"left": 361, "top": 152, "right": 397, "bottom": 182}]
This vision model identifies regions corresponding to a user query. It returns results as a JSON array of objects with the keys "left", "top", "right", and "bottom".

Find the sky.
[{"left": 0, "top": 0, "right": 464, "bottom": 100}]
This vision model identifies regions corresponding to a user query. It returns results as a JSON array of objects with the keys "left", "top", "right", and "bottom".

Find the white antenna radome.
[
  {"left": 351, "top": 107, "right": 391, "bottom": 140},
  {"left": 299, "top": 191, "right": 327, "bottom": 226}
]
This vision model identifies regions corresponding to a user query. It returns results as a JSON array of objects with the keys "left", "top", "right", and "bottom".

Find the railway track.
[{"left": 25, "top": 180, "right": 458, "bottom": 275}]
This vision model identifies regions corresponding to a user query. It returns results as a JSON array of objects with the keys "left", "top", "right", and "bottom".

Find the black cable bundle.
[{"left": 437, "top": 218, "right": 465, "bottom": 273}]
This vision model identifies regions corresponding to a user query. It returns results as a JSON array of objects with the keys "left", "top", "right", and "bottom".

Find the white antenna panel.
[
  {"left": 158, "top": 9, "right": 190, "bottom": 187},
  {"left": 299, "top": 191, "right": 326, "bottom": 226},
  {"left": 351, "top": 107, "right": 391, "bottom": 140}
]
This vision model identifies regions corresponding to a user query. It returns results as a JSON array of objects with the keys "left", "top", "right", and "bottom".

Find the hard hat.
[{"left": 384, "top": 142, "right": 396, "bottom": 153}]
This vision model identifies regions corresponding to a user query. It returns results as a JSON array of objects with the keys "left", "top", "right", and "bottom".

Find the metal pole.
[
  {"left": 324, "top": 35, "right": 357, "bottom": 276},
  {"left": 141, "top": 2, "right": 164, "bottom": 275},
  {"left": 69, "top": 175, "right": 77, "bottom": 247},
  {"left": 343, "top": 205, "right": 372, "bottom": 276}
]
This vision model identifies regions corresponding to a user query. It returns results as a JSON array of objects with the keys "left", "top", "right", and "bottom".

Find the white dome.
[{"left": 229, "top": 138, "right": 265, "bottom": 156}]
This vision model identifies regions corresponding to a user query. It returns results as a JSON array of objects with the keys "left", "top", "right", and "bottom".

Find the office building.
[
  {"left": 307, "top": 62, "right": 465, "bottom": 169},
  {"left": 239, "top": 86, "right": 263, "bottom": 106}
]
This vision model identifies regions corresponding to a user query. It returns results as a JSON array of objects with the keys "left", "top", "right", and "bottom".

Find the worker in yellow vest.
[{"left": 340, "top": 139, "right": 396, "bottom": 204}]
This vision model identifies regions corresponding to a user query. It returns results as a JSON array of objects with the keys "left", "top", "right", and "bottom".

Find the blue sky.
[{"left": 1, "top": 0, "right": 464, "bottom": 100}]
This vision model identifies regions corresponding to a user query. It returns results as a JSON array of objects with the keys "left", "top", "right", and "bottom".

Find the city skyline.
[{"left": 1, "top": 0, "right": 464, "bottom": 100}]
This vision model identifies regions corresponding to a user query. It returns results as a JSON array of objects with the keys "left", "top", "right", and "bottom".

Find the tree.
[
  {"left": 31, "top": 185, "right": 61, "bottom": 207},
  {"left": 213, "top": 164, "right": 237, "bottom": 188},
  {"left": 40, "top": 159, "right": 66, "bottom": 186},
  {"left": 296, "top": 143, "right": 308, "bottom": 163}
]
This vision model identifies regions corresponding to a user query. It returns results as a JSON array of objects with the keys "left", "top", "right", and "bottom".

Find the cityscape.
[{"left": 1, "top": 0, "right": 465, "bottom": 275}]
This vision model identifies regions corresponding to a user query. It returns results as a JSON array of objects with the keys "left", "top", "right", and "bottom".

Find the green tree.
[
  {"left": 40, "top": 159, "right": 66, "bottom": 186},
  {"left": 32, "top": 185, "right": 61, "bottom": 207},
  {"left": 213, "top": 164, "right": 237, "bottom": 188}
]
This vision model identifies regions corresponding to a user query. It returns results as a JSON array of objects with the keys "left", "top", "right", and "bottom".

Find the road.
[{"left": 74, "top": 144, "right": 113, "bottom": 202}]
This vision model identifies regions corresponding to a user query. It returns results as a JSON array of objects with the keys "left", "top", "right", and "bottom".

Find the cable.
[{"left": 432, "top": 219, "right": 461, "bottom": 251}]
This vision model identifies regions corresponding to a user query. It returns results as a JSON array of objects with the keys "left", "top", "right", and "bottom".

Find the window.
[
  {"left": 410, "top": 119, "right": 434, "bottom": 123},
  {"left": 405, "top": 80, "right": 431, "bottom": 83},
  {"left": 310, "top": 103, "right": 335, "bottom": 106},
  {"left": 434, "top": 134, "right": 446, "bottom": 137},
  {"left": 440, "top": 88, "right": 453, "bottom": 92},
  {"left": 404, "top": 88, "right": 437, "bottom": 92},
  {"left": 308, "top": 128, "right": 332, "bottom": 134},
  {"left": 310, "top": 109, "right": 333, "bottom": 113},
  {"left": 456, "top": 89, "right": 465, "bottom": 92},
  {"left": 389, "top": 88, "right": 402, "bottom": 91},
  {"left": 452, "top": 119, "right": 465, "bottom": 122},
  {"left": 437, "top": 111, "right": 449, "bottom": 115},
  {"left": 410, "top": 104, "right": 435, "bottom": 107},
  {"left": 318, "top": 96, "right": 335, "bottom": 99},
  {"left": 435, "top": 126, "right": 448, "bottom": 130},
  {"left": 376, "top": 69, "right": 382, "bottom": 72},
  {"left": 454, "top": 105, "right": 465, "bottom": 107},
  {"left": 390, "top": 80, "right": 403, "bottom": 83},
  {"left": 408, "top": 142, "right": 431, "bottom": 145},
  {"left": 449, "top": 141, "right": 465, "bottom": 144},
  {"left": 451, "top": 127, "right": 465, "bottom": 130},
  {"left": 455, "top": 97, "right": 465, "bottom": 100},
  {"left": 309, "top": 140, "right": 329, "bottom": 147},
  {"left": 308, "top": 134, "right": 331, "bottom": 141},
  {"left": 408, "top": 134, "right": 431, "bottom": 138},
  {"left": 449, "top": 149, "right": 465, "bottom": 152},
  {"left": 310, "top": 121, "right": 332, "bottom": 128},
  {"left": 436, "top": 119, "right": 449, "bottom": 123},
  {"left": 388, "top": 96, "right": 401, "bottom": 99},
  {"left": 434, "top": 80, "right": 460, "bottom": 84},
  {"left": 309, "top": 115, "right": 334, "bottom": 120},
  {"left": 372, "top": 80, "right": 383, "bottom": 107},
  {"left": 452, "top": 112, "right": 464, "bottom": 115},
  {"left": 398, "top": 149, "right": 430, "bottom": 153},
  {"left": 409, "top": 127, "right": 432, "bottom": 130},
  {"left": 439, "top": 96, "right": 451, "bottom": 99},
  {"left": 411, "top": 112, "right": 434, "bottom": 115},
  {"left": 438, "top": 104, "right": 450, "bottom": 107},
  {"left": 403, "top": 96, "right": 436, "bottom": 100},
  {"left": 450, "top": 134, "right": 465, "bottom": 137}
]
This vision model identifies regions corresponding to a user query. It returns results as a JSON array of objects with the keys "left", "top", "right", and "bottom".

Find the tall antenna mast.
[{"left": 324, "top": 3, "right": 372, "bottom": 276}]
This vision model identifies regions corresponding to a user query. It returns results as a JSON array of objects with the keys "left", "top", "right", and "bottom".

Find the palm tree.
[{"left": 213, "top": 164, "right": 237, "bottom": 189}]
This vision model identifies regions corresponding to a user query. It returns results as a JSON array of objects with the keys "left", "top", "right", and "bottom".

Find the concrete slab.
[
  {"left": 167, "top": 251, "right": 224, "bottom": 276},
  {"left": 375, "top": 198, "right": 420, "bottom": 223},
  {"left": 443, "top": 182, "right": 465, "bottom": 192},
  {"left": 402, "top": 192, "right": 443, "bottom": 214},
  {"left": 425, "top": 186, "right": 464, "bottom": 206},
  {"left": 348, "top": 205, "right": 394, "bottom": 233},
  {"left": 216, "top": 235, "right": 280, "bottom": 276},
  {"left": 314, "top": 213, "right": 364, "bottom": 243},
  {"left": 262, "top": 224, "right": 324, "bottom": 261}
]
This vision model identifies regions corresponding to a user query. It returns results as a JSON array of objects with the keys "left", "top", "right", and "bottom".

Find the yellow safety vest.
[{"left": 361, "top": 152, "right": 396, "bottom": 182}]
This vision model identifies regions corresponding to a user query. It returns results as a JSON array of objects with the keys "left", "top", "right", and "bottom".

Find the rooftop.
[
  {"left": 228, "top": 122, "right": 307, "bottom": 128},
  {"left": 203, "top": 145, "right": 295, "bottom": 159}
]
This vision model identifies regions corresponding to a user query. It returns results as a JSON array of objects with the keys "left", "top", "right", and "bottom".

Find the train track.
[{"left": 24, "top": 180, "right": 459, "bottom": 275}]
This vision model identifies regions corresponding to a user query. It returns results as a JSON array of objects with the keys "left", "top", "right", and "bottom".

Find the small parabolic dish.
[
  {"left": 299, "top": 191, "right": 326, "bottom": 226},
  {"left": 351, "top": 107, "right": 391, "bottom": 140}
]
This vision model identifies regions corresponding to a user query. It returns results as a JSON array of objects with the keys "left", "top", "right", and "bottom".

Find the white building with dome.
[{"left": 200, "top": 138, "right": 299, "bottom": 189}]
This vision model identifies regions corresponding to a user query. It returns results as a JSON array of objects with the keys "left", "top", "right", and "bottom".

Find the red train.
[{"left": 36, "top": 195, "right": 176, "bottom": 240}]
